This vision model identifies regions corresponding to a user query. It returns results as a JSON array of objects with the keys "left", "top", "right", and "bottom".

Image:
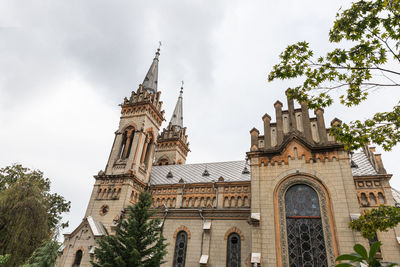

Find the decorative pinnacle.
[
  {"left": 180, "top": 80, "right": 184, "bottom": 93},
  {"left": 155, "top": 41, "right": 161, "bottom": 59}
]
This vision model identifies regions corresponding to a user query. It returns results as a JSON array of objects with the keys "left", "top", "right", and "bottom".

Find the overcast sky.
[{"left": 1, "top": 0, "right": 400, "bottom": 234}]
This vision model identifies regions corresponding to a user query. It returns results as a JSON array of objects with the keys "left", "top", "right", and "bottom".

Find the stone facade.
[{"left": 56, "top": 50, "right": 400, "bottom": 267}]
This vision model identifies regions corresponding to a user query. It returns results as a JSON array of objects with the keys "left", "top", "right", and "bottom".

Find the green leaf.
[
  {"left": 336, "top": 253, "right": 363, "bottom": 262},
  {"left": 369, "top": 241, "right": 382, "bottom": 261},
  {"left": 335, "top": 263, "right": 353, "bottom": 267},
  {"left": 353, "top": 244, "right": 368, "bottom": 260}
]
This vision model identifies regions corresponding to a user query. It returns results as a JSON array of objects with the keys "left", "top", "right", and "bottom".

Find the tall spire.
[
  {"left": 170, "top": 81, "right": 184, "bottom": 128},
  {"left": 142, "top": 43, "right": 161, "bottom": 93}
]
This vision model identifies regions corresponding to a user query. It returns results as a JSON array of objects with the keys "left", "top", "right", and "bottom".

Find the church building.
[{"left": 56, "top": 48, "right": 400, "bottom": 267}]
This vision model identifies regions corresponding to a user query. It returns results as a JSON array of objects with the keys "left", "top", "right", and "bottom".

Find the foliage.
[
  {"left": 349, "top": 205, "right": 400, "bottom": 239},
  {"left": 0, "top": 254, "right": 10, "bottom": 267},
  {"left": 268, "top": 0, "right": 400, "bottom": 151},
  {"left": 0, "top": 164, "right": 71, "bottom": 230},
  {"left": 335, "top": 242, "right": 396, "bottom": 266},
  {"left": 92, "top": 191, "right": 167, "bottom": 267},
  {"left": 0, "top": 164, "right": 70, "bottom": 266},
  {"left": 21, "top": 237, "right": 61, "bottom": 267}
]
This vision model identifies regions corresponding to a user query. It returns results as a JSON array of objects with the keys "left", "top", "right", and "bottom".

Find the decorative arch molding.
[
  {"left": 272, "top": 168, "right": 339, "bottom": 203},
  {"left": 273, "top": 174, "right": 338, "bottom": 267},
  {"left": 119, "top": 122, "right": 138, "bottom": 134},
  {"left": 173, "top": 226, "right": 191, "bottom": 239},
  {"left": 145, "top": 128, "right": 155, "bottom": 139},
  {"left": 156, "top": 155, "right": 171, "bottom": 165},
  {"left": 224, "top": 226, "right": 245, "bottom": 241},
  {"left": 76, "top": 246, "right": 84, "bottom": 253}
]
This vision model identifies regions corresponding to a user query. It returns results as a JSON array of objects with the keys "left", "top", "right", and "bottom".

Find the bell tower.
[
  {"left": 154, "top": 83, "right": 190, "bottom": 165},
  {"left": 84, "top": 47, "right": 164, "bottom": 226}
]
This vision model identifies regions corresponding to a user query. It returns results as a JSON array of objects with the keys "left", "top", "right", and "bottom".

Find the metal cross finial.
[
  {"left": 180, "top": 80, "right": 184, "bottom": 93},
  {"left": 158, "top": 41, "right": 162, "bottom": 49}
]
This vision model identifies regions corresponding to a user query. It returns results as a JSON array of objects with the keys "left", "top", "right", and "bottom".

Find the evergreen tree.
[
  {"left": 21, "top": 237, "right": 61, "bottom": 267},
  {"left": 92, "top": 191, "right": 167, "bottom": 267}
]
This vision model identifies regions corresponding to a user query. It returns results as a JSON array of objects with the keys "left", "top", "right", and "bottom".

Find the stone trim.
[
  {"left": 173, "top": 226, "right": 191, "bottom": 239},
  {"left": 274, "top": 174, "right": 337, "bottom": 267},
  {"left": 224, "top": 226, "right": 245, "bottom": 241}
]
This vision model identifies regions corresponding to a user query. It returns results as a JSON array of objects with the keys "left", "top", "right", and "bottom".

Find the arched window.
[
  {"left": 285, "top": 184, "right": 328, "bottom": 267},
  {"left": 72, "top": 249, "right": 83, "bottom": 267},
  {"left": 144, "top": 134, "right": 154, "bottom": 167},
  {"left": 173, "top": 231, "right": 188, "bottom": 267},
  {"left": 119, "top": 127, "right": 135, "bottom": 159},
  {"left": 226, "top": 233, "right": 241, "bottom": 267}
]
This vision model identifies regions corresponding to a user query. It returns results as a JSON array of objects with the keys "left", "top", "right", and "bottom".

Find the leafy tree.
[
  {"left": 0, "top": 164, "right": 70, "bottom": 230},
  {"left": 268, "top": 0, "right": 400, "bottom": 151},
  {"left": 92, "top": 191, "right": 167, "bottom": 267},
  {"left": 349, "top": 205, "right": 400, "bottom": 239},
  {"left": 0, "top": 254, "right": 10, "bottom": 267},
  {"left": 0, "top": 164, "right": 70, "bottom": 266},
  {"left": 335, "top": 242, "right": 396, "bottom": 266}
]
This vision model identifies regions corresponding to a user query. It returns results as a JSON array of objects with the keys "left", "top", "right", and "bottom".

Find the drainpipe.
[
  {"left": 161, "top": 204, "right": 168, "bottom": 234},
  {"left": 199, "top": 208, "right": 205, "bottom": 257}
]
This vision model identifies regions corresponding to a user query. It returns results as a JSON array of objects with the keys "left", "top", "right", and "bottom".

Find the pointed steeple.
[
  {"left": 142, "top": 46, "right": 160, "bottom": 93},
  {"left": 170, "top": 82, "right": 184, "bottom": 128}
]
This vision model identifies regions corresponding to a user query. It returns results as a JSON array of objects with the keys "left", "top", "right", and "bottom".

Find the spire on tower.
[
  {"left": 142, "top": 43, "right": 161, "bottom": 93},
  {"left": 170, "top": 81, "right": 184, "bottom": 128}
]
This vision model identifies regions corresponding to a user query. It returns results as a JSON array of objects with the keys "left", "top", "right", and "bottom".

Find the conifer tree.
[{"left": 92, "top": 191, "right": 167, "bottom": 267}]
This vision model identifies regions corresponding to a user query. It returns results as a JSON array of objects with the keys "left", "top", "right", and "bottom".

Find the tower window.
[{"left": 119, "top": 127, "right": 135, "bottom": 159}]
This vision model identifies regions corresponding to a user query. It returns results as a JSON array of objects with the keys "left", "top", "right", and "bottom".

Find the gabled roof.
[
  {"left": 64, "top": 216, "right": 107, "bottom": 238},
  {"left": 150, "top": 160, "right": 250, "bottom": 185},
  {"left": 87, "top": 216, "right": 107, "bottom": 236}
]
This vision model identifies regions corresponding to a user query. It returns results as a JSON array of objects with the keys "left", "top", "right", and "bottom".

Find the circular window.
[{"left": 99, "top": 204, "right": 109, "bottom": 216}]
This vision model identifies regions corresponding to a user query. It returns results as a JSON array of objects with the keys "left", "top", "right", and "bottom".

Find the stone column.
[
  {"left": 274, "top": 101, "right": 284, "bottom": 145},
  {"left": 262, "top": 113, "right": 271, "bottom": 149},
  {"left": 301, "top": 102, "right": 313, "bottom": 142},
  {"left": 287, "top": 97, "right": 297, "bottom": 131},
  {"left": 250, "top": 128, "right": 260, "bottom": 151},
  {"left": 315, "top": 108, "right": 328, "bottom": 144}
]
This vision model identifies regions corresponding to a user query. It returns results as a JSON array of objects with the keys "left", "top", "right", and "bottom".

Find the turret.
[{"left": 154, "top": 83, "right": 190, "bottom": 165}]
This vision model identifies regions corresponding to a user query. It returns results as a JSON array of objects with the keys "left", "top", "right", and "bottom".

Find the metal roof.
[
  {"left": 150, "top": 160, "right": 250, "bottom": 185},
  {"left": 351, "top": 152, "right": 378, "bottom": 176},
  {"left": 87, "top": 216, "right": 107, "bottom": 236},
  {"left": 150, "top": 152, "right": 379, "bottom": 186}
]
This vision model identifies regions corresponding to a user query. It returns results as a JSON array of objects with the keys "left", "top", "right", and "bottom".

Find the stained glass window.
[
  {"left": 285, "top": 184, "right": 328, "bottom": 267},
  {"left": 173, "top": 231, "right": 188, "bottom": 267},
  {"left": 226, "top": 233, "right": 241, "bottom": 267}
]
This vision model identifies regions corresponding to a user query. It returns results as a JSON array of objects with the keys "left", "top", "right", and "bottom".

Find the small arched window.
[
  {"left": 226, "top": 233, "right": 241, "bottom": 267},
  {"left": 173, "top": 231, "right": 188, "bottom": 267},
  {"left": 72, "top": 249, "right": 83, "bottom": 267}
]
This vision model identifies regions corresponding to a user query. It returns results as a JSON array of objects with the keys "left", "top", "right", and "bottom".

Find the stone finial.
[
  {"left": 262, "top": 113, "right": 271, "bottom": 121},
  {"left": 274, "top": 100, "right": 283, "bottom": 107}
]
